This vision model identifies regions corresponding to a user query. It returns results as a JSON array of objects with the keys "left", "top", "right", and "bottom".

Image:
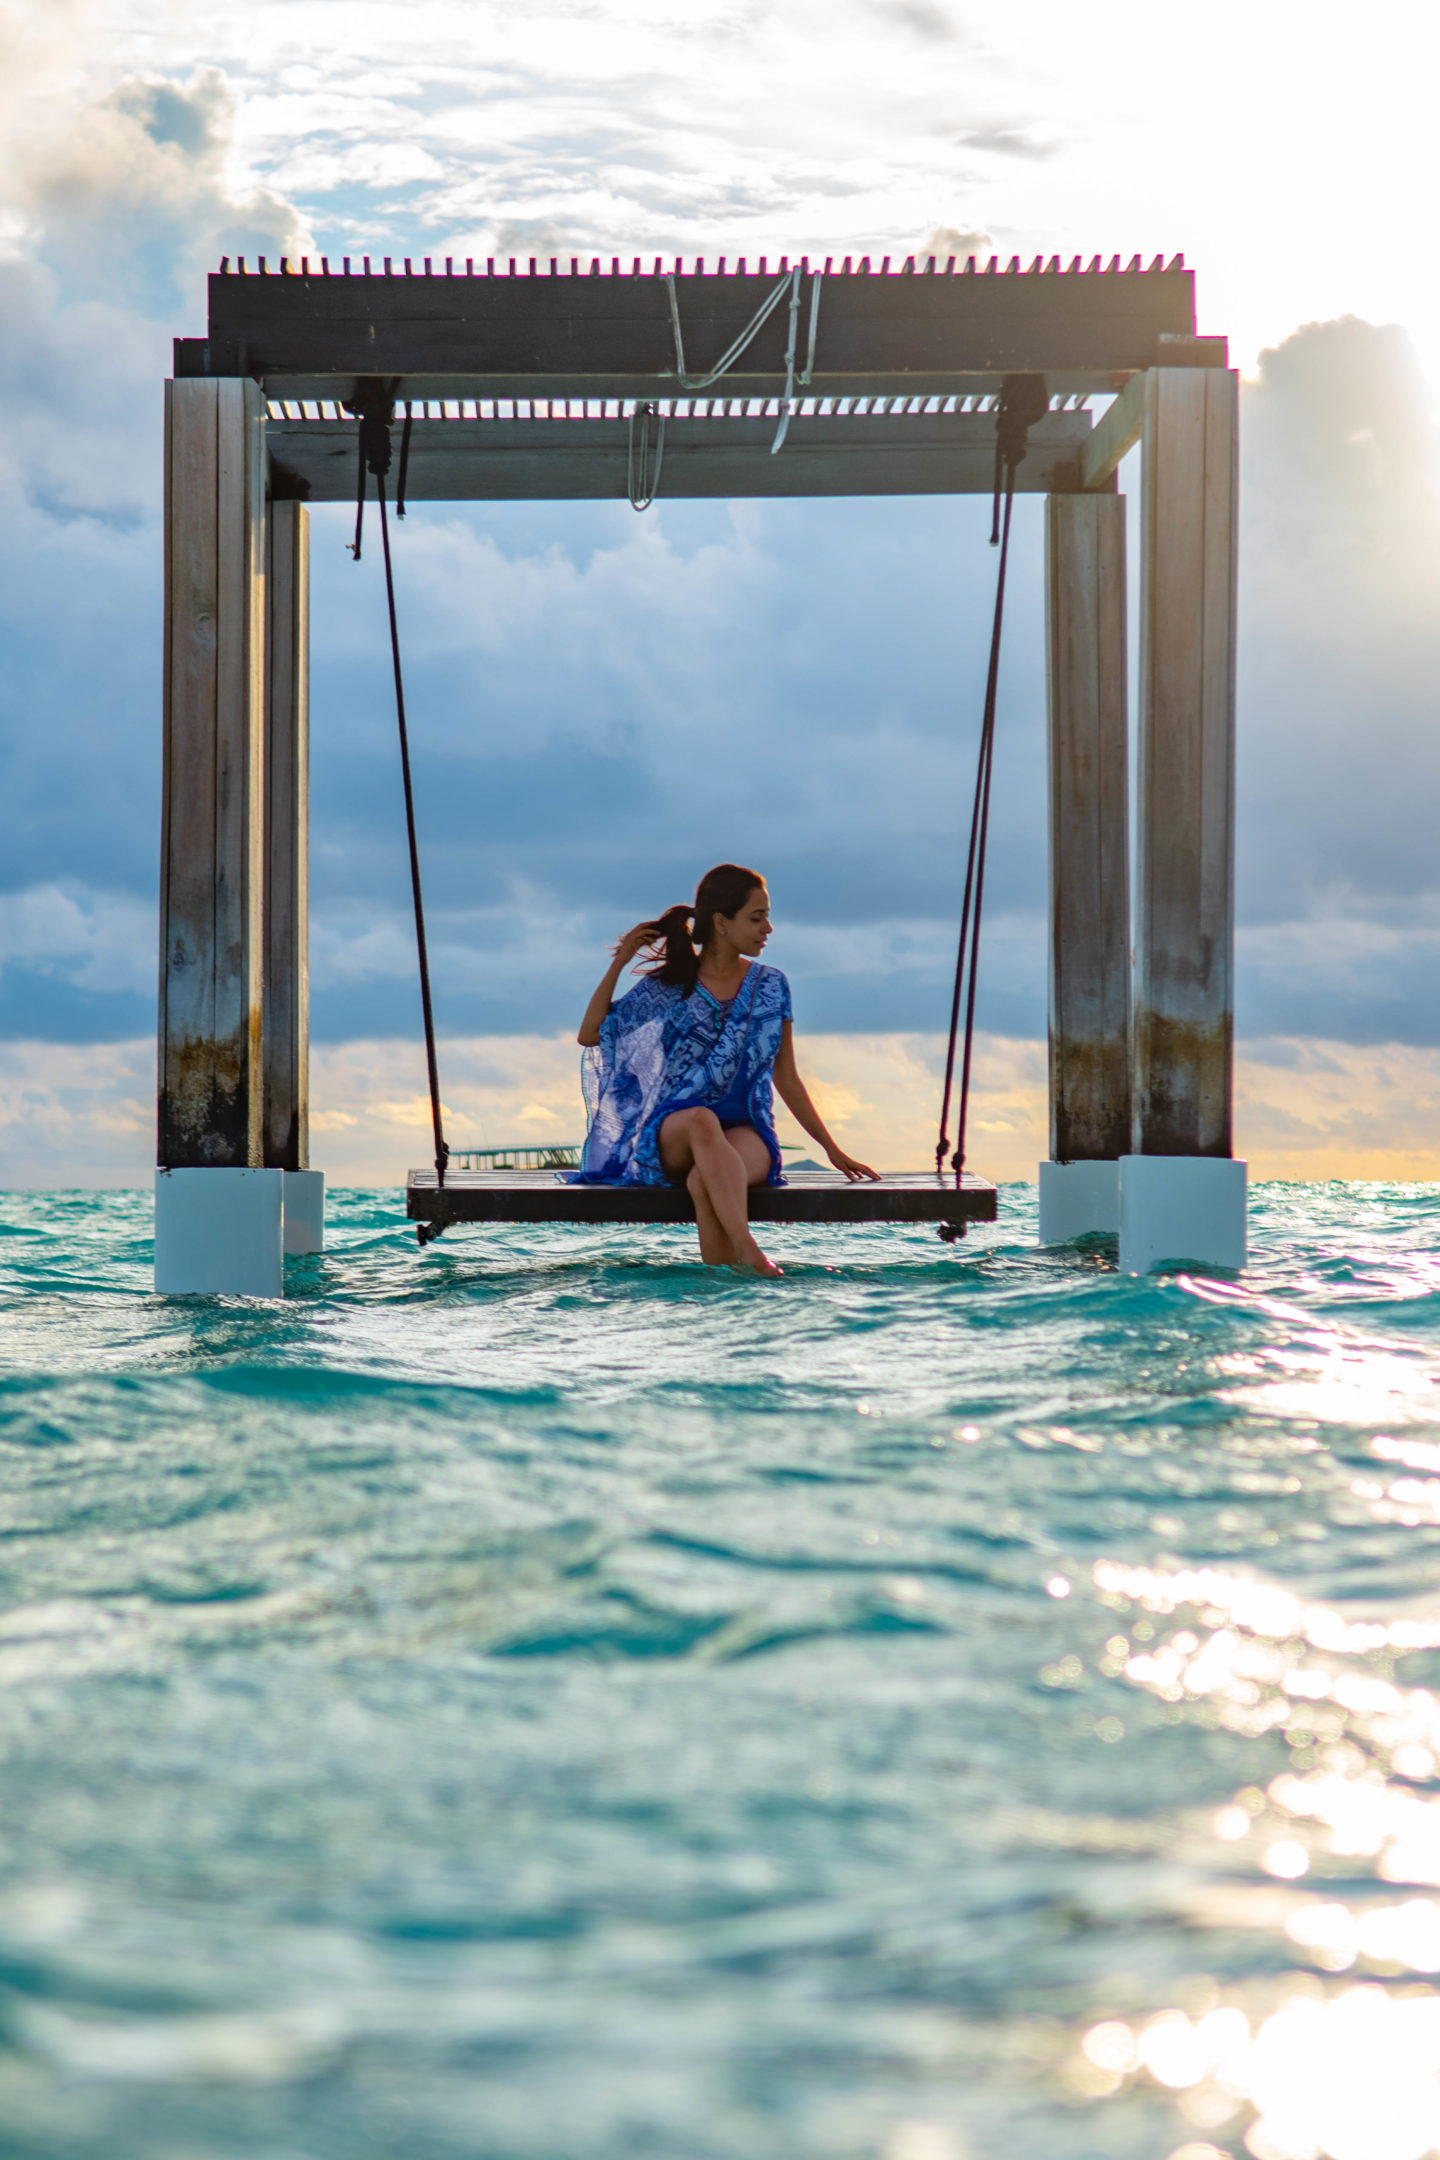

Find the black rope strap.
[
  {"left": 935, "top": 374, "right": 1048, "bottom": 1237},
  {"left": 348, "top": 424, "right": 367, "bottom": 560},
  {"left": 350, "top": 398, "right": 450, "bottom": 1227},
  {"left": 396, "top": 403, "right": 413, "bottom": 519}
]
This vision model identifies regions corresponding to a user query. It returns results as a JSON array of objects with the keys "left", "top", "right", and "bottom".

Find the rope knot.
[
  {"left": 989, "top": 372, "right": 1049, "bottom": 544},
  {"left": 345, "top": 392, "right": 397, "bottom": 560},
  {"left": 359, "top": 409, "right": 393, "bottom": 480}
]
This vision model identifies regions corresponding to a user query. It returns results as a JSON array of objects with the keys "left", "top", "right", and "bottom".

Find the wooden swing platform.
[{"left": 406, "top": 1165, "right": 998, "bottom": 1232}]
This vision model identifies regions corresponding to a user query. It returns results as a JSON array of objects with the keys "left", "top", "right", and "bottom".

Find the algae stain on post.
[
  {"left": 1045, "top": 490, "right": 1131, "bottom": 1164},
  {"left": 263, "top": 499, "right": 310, "bottom": 1174},
  {"left": 158, "top": 377, "right": 268, "bottom": 1170}
]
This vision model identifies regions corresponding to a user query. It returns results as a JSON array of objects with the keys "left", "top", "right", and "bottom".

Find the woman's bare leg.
[
  {"left": 687, "top": 1164, "right": 737, "bottom": 1265},
  {"left": 697, "top": 1124, "right": 779, "bottom": 1274},
  {"left": 659, "top": 1110, "right": 781, "bottom": 1274}
]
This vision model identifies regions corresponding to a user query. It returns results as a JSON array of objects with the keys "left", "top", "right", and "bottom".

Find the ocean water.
[{"left": 2, "top": 1185, "right": 1440, "bottom": 2160}]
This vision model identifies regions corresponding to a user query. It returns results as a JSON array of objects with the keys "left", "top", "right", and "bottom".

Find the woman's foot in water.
[{"left": 731, "top": 1235, "right": 782, "bottom": 1277}]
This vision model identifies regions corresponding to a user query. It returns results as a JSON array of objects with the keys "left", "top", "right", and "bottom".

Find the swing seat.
[{"left": 406, "top": 1165, "right": 998, "bottom": 1232}]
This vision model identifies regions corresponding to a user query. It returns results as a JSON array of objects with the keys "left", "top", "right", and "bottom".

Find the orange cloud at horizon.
[{"left": 2, "top": 1032, "right": 1435, "bottom": 1190}]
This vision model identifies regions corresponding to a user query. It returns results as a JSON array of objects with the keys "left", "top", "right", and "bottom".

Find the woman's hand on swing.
[{"left": 826, "top": 1144, "right": 879, "bottom": 1183}]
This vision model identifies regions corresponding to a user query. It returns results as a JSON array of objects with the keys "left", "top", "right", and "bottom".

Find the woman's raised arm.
[
  {"left": 577, "top": 925, "right": 651, "bottom": 1046},
  {"left": 772, "top": 1022, "right": 879, "bottom": 1182}
]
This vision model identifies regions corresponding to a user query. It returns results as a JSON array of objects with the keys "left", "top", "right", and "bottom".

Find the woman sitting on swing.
[{"left": 574, "top": 863, "right": 878, "bottom": 1275}]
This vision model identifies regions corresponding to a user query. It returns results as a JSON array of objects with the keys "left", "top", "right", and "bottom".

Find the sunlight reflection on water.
[{"left": 1086, "top": 1522, "right": 1440, "bottom": 2159}]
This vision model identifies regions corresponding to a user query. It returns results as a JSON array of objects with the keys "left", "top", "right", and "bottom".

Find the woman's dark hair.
[{"left": 639, "top": 863, "right": 766, "bottom": 994}]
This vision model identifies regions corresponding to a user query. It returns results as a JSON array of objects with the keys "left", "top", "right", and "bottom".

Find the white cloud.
[
  {"left": 0, "top": 886, "right": 154, "bottom": 992},
  {"left": 0, "top": 1038, "right": 153, "bottom": 1186},
  {"left": 24, "top": 66, "right": 312, "bottom": 311}
]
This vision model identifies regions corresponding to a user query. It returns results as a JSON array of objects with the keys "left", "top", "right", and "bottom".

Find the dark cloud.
[
  {"left": 953, "top": 127, "right": 1054, "bottom": 160},
  {"left": 918, "top": 224, "right": 993, "bottom": 264},
  {"left": 871, "top": 0, "right": 956, "bottom": 37},
  {"left": 489, "top": 216, "right": 585, "bottom": 260},
  {"left": 0, "top": 970, "right": 150, "bottom": 1044}
]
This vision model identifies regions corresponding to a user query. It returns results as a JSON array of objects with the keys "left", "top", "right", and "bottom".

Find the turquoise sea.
[{"left": 3, "top": 1184, "right": 1440, "bottom": 2160}]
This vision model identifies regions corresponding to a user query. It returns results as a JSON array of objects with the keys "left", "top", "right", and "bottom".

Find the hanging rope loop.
[
  {"left": 935, "top": 375, "right": 1048, "bottom": 1225},
  {"left": 665, "top": 266, "right": 822, "bottom": 457},
  {"left": 348, "top": 390, "right": 450, "bottom": 1213},
  {"left": 770, "top": 267, "right": 803, "bottom": 456},
  {"left": 665, "top": 266, "right": 793, "bottom": 391},
  {"left": 627, "top": 400, "right": 666, "bottom": 510}
]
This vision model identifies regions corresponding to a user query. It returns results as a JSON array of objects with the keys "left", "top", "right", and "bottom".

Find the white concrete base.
[
  {"left": 1038, "top": 1159, "right": 1120, "bottom": 1243},
  {"left": 154, "top": 1168, "right": 284, "bottom": 1298},
  {"left": 283, "top": 1169, "right": 325, "bottom": 1255},
  {"left": 1118, "top": 1155, "right": 1247, "bottom": 1276}
]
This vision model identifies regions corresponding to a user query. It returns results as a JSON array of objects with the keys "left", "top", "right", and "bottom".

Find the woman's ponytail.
[{"left": 637, "top": 903, "right": 700, "bottom": 992}]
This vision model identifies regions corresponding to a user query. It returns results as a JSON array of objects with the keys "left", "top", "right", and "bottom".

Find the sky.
[{"left": 2, "top": 0, "right": 1439, "bottom": 1184}]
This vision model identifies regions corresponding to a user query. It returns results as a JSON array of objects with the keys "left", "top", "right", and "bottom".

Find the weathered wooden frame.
[{"left": 159, "top": 260, "right": 1236, "bottom": 1219}]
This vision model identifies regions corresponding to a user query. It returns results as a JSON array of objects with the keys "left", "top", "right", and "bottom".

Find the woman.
[{"left": 574, "top": 864, "right": 878, "bottom": 1275}]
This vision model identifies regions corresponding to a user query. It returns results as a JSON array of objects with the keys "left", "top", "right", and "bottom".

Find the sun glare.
[{"left": 1079, "top": 1534, "right": 1440, "bottom": 2154}]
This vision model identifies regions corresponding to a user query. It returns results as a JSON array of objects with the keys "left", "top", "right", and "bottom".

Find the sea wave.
[{"left": 1, "top": 1183, "right": 1439, "bottom": 2158}]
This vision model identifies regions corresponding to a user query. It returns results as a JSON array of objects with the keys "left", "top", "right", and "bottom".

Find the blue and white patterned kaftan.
[{"left": 569, "top": 963, "right": 793, "bottom": 1187}]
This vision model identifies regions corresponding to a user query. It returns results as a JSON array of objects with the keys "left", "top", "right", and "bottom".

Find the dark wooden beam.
[
  {"left": 265, "top": 408, "right": 1102, "bottom": 502},
  {"left": 187, "top": 261, "right": 1201, "bottom": 400}
]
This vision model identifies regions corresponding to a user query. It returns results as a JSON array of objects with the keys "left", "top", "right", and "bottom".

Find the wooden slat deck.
[{"left": 407, "top": 1166, "right": 998, "bottom": 1229}]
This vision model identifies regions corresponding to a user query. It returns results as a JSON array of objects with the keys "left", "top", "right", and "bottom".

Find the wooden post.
[
  {"left": 1134, "top": 368, "right": 1239, "bottom": 1157},
  {"left": 263, "top": 500, "right": 310, "bottom": 1171},
  {"left": 1045, "top": 492, "right": 1130, "bottom": 1162},
  {"left": 158, "top": 377, "right": 268, "bottom": 1167}
]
